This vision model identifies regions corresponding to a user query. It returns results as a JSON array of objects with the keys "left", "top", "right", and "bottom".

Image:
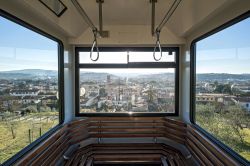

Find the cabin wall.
[
  {"left": 179, "top": 45, "right": 190, "bottom": 123},
  {"left": 64, "top": 47, "right": 75, "bottom": 123}
]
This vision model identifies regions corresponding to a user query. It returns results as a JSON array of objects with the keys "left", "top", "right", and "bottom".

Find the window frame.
[
  {"left": 0, "top": 9, "right": 64, "bottom": 165},
  {"left": 75, "top": 47, "right": 179, "bottom": 117},
  {"left": 190, "top": 11, "right": 250, "bottom": 166}
]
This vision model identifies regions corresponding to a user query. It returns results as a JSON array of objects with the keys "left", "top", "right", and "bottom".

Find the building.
[
  {"left": 196, "top": 93, "right": 226, "bottom": 103},
  {"left": 10, "top": 89, "right": 40, "bottom": 97},
  {"left": 233, "top": 97, "right": 250, "bottom": 111}
]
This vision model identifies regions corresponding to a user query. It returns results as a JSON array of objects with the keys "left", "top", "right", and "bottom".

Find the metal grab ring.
[
  {"left": 153, "top": 30, "right": 162, "bottom": 61},
  {"left": 90, "top": 29, "right": 99, "bottom": 61}
]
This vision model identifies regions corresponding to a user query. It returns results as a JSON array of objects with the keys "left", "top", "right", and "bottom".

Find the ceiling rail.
[
  {"left": 71, "top": 0, "right": 99, "bottom": 33},
  {"left": 155, "top": 0, "right": 182, "bottom": 33},
  {"left": 71, "top": 0, "right": 100, "bottom": 61},
  {"left": 151, "top": 0, "right": 182, "bottom": 61}
]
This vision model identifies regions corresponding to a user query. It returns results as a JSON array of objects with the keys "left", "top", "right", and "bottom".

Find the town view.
[
  {"left": 0, "top": 69, "right": 59, "bottom": 164},
  {"left": 196, "top": 73, "right": 250, "bottom": 161},
  {"left": 79, "top": 69, "right": 175, "bottom": 114}
]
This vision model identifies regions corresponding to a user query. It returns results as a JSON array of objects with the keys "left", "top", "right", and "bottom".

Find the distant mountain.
[
  {"left": 80, "top": 72, "right": 118, "bottom": 81},
  {"left": 197, "top": 73, "right": 250, "bottom": 81},
  {"left": 0, "top": 69, "right": 58, "bottom": 79},
  {"left": 80, "top": 72, "right": 175, "bottom": 82},
  {"left": 136, "top": 73, "right": 174, "bottom": 79},
  {"left": 1, "top": 70, "right": 250, "bottom": 81}
]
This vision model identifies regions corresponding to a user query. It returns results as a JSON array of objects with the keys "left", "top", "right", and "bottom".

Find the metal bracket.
[
  {"left": 98, "top": 120, "right": 102, "bottom": 143},
  {"left": 96, "top": 0, "right": 104, "bottom": 3},
  {"left": 153, "top": 120, "right": 157, "bottom": 143}
]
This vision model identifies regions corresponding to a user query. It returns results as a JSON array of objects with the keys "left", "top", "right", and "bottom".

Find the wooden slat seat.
[
  {"left": 14, "top": 117, "right": 241, "bottom": 166},
  {"left": 64, "top": 143, "right": 187, "bottom": 166}
]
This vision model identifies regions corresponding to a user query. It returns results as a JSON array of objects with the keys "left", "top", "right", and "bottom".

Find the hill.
[{"left": 0, "top": 69, "right": 57, "bottom": 79}]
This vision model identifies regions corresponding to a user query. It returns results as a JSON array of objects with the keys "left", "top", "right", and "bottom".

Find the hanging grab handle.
[
  {"left": 153, "top": 30, "right": 162, "bottom": 61},
  {"left": 90, "top": 29, "right": 99, "bottom": 61}
]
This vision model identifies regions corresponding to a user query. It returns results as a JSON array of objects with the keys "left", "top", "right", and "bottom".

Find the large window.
[
  {"left": 76, "top": 47, "right": 179, "bottom": 116},
  {"left": 192, "top": 12, "right": 250, "bottom": 164},
  {"left": 0, "top": 10, "right": 63, "bottom": 164}
]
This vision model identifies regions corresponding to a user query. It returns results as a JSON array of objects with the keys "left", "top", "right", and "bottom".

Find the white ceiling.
[{"left": 78, "top": 0, "right": 175, "bottom": 26}]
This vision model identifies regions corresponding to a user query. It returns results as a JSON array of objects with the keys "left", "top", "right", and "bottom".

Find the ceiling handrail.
[
  {"left": 71, "top": 0, "right": 101, "bottom": 61},
  {"left": 90, "top": 29, "right": 99, "bottom": 61},
  {"left": 151, "top": 0, "right": 182, "bottom": 61},
  {"left": 153, "top": 30, "right": 162, "bottom": 61}
]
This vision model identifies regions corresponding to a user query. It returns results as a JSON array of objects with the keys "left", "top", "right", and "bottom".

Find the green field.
[{"left": 0, "top": 112, "right": 58, "bottom": 164}]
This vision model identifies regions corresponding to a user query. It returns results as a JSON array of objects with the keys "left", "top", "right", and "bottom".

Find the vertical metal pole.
[
  {"left": 97, "top": 0, "right": 104, "bottom": 35},
  {"left": 99, "top": 0, "right": 103, "bottom": 33},
  {"left": 151, "top": 0, "right": 157, "bottom": 36}
]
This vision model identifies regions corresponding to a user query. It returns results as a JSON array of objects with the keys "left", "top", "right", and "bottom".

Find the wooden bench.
[{"left": 14, "top": 117, "right": 241, "bottom": 166}]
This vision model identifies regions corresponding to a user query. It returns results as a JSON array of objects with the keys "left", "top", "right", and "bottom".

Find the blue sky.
[
  {"left": 196, "top": 17, "right": 250, "bottom": 74},
  {"left": 0, "top": 16, "right": 58, "bottom": 71}
]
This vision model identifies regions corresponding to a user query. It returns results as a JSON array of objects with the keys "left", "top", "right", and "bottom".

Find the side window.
[
  {"left": 0, "top": 12, "right": 62, "bottom": 164},
  {"left": 193, "top": 15, "right": 250, "bottom": 162}
]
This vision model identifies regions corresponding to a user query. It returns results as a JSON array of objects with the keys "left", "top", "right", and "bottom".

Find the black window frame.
[
  {"left": 75, "top": 47, "right": 179, "bottom": 117},
  {"left": 0, "top": 9, "right": 64, "bottom": 166},
  {"left": 190, "top": 10, "right": 250, "bottom": 166}
]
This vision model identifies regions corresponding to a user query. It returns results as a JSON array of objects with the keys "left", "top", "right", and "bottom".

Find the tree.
[
  {"left": 147, "top": 85, "right": 156, "bottom": 103},
  {"left": 224, "top": 106, "right": 250, "bottom": 143},
  {"left": 127, "top": 102, "right": 132, "bottom": 111},
  {"left": 196, "top": 103, "right": 250, "bottom": 154},
  {"left": 25, "top": 105, "right": 38, "bottom": 113},
  {"left": 99, "top": 88, "right": 107, "bottom": 97},
  {"left": 214, "top": 84, "right": 232, "bottom": 94},
  {"left": 100, "top": 102, "right": 108, "bottom": 112}
]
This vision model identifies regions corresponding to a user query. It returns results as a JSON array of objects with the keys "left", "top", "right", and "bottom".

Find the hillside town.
[
  {"left": 196, "top": 78, "right": 250, "bottom": 112},
  {"left": 0, "top": 77, "right": 58, "bottom": 119},
  {"left": 80, "top": 73, "right": 175, "bottom": 113}
]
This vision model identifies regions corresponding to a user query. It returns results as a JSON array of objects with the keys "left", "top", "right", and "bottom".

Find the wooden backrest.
[
  {"left": 15, "top": 126, "right": 70, "bottom": 166},
  {"left": 186, "top": 125, "right": 240, "bottom": 166},
  {"left": 87, "top": 117, "right": 187, "bottom": 144}
]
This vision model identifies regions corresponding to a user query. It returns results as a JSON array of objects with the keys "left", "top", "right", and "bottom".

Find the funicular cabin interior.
[{"left": 0, "top": 0, "right": 250, "bottom": 166}]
